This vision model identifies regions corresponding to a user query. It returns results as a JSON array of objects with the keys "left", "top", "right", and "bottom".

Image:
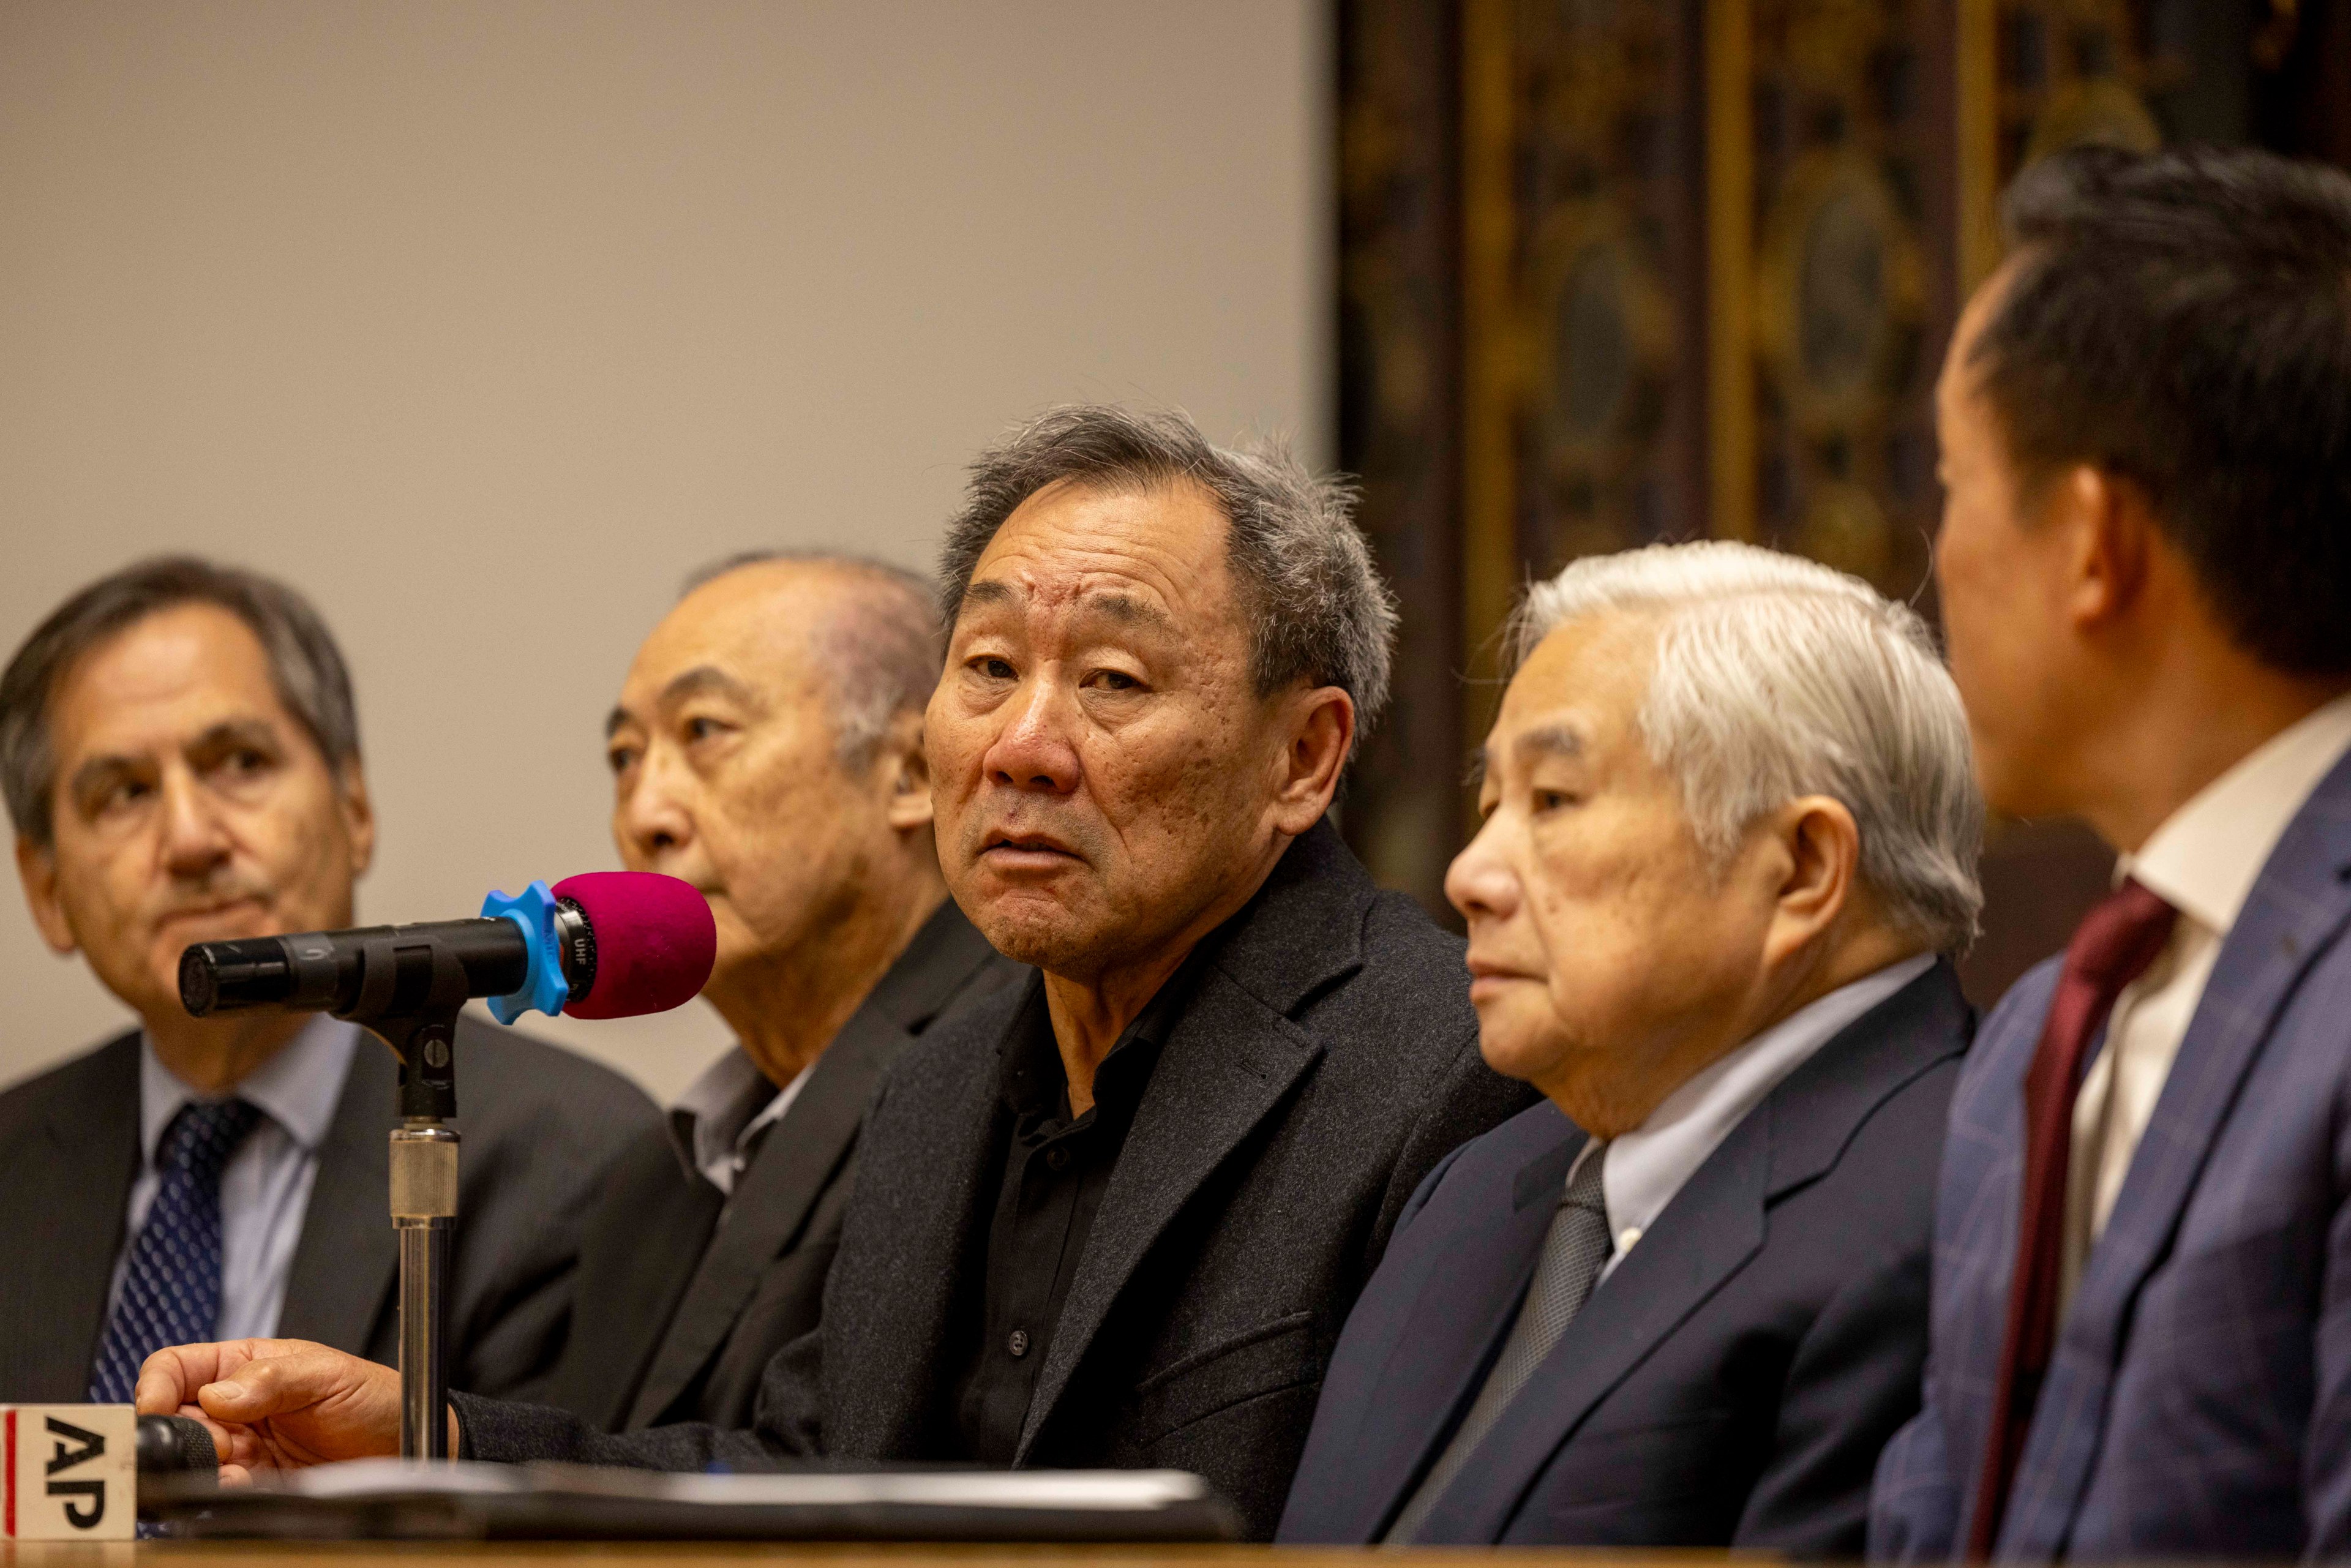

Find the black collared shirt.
[{"left": 948, "top": 960, "right": 1201, "bottom": 1463}]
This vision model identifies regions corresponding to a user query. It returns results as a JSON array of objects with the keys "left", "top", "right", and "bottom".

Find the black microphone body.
[
  {"left": 181, "top": 918, "right": 527, "bottom": 1019},
  {"left": 136, "top": 1414, "right": 218, "bottom": 1478},
  {"left": 179, "top": 906, "right": 593, "bottom": 1121},
  {"left": 180, "top": 908, "right": 595, "bottom": 1022}
]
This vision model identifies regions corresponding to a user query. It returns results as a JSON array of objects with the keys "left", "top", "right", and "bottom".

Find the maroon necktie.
[{"left": 1970, "top": 877, "right": 2177, "bottom": 1558}]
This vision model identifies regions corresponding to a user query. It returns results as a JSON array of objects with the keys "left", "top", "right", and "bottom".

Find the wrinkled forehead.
[
  {"left": 1480, "top": 612, "right": 1660, "bottom": 776},
  {"left": 626, "top": 569, "right": 831, "bottom": 708},
  {"left": 958, "top": 477, "right": 1242, "bottom": 639},
  {"left": 48, "top": 603, "right": 294, "bottom": 760}
]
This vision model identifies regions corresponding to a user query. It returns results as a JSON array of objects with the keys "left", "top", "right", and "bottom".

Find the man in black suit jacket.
[
  {"left": 0, "top": 557, "right": 656, "bottom": 1404},
  {"left": 136, "top": 407, "right": 1531, "bottom": 1540},
  {"left": 1279, "top": 542, "right": 1984, "bottom": 1550},
  {"left": 545, "top": 555, "right": 1020, "bottom": 1431}
]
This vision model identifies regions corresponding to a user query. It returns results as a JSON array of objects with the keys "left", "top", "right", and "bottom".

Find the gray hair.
[
  {"left": 1, "top": 556, "right": 362, "bottom": 849},
  {"left": 681, "top": 550, "right": 942, "bottom": 771},
  {"left": 937, "top": 405, "right": 1397, "bottom": 754},
  {"left": 1509, "top": 541, "right": 1984, "bottom": 952}
]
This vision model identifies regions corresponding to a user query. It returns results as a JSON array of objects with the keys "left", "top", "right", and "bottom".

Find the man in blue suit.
[
  {"left": 1870, "top": 147, "right": 2351, "bottom": 1561},
  {"left": 1279, "top": 540, "right": 1984, "bottom": 1550}
]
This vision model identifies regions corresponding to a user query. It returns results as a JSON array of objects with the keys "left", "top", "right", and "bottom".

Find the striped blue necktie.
[{"left": 89, "top": 1098, "right": 264, "bottom": 1404}]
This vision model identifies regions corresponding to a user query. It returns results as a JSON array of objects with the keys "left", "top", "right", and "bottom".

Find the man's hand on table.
[{"left": 134, "top": 1338, "right": 457, "bottom": 1480}]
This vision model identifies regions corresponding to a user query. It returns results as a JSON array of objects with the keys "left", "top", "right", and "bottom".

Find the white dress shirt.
[
  {"left": 1572, "top": 953, "right": 1938, "bottom": 1280},
  {"left": 667, "top": 1045, "right": 809, "bottom": 1196},
  {"left": 108, "top": 1013, "right": 360, "bottom": 1343},
  {"left": 2061, "top": 691, "right": 2351, "bottom": 1307}
]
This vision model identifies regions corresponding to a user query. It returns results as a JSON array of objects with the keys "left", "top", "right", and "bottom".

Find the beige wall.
[{"left": 0, "top": 1, "right": 1331, "bottom": 1103}]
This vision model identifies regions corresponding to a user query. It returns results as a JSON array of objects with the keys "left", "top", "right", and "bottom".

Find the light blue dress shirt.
[{"left": 106, "top": 1015, "right": 361, "bottom": 1343}]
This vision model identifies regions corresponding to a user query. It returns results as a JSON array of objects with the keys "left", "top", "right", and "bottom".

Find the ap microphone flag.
[{"left": 2, "top": 1407, "right": 134, "bottom": 1540}]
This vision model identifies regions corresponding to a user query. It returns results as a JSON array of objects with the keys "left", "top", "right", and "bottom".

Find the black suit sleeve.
[
  {"left": 451, "top": 1155, "right": 838, "bottom": 1467},
  {"left": 453, "top": 1389, "right": 793, "bottom": 1469},
  {"left": 427, "top": 1029, "right": 666, "bottom": 1402}
]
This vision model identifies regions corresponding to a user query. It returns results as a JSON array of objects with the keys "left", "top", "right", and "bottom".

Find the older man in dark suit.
[
  {"left": 1278, "top": 542, "right": 1982, "bottom": 1551},
  {"left": 1872, "top": 148, "right": 2351, "bottom": 1562},
  {"left": 0, "top": 557, "right": 656, "bottom": 1406},
  {"left": 546, "top": 553, "right": 1019, "bottom": 1431},
  {"left": 134, "top": 406, "right": 1533, "bottom": 1539}
]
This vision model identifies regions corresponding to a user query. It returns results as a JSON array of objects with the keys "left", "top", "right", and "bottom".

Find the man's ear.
[
  {"left": 2053, "top": 464, "right": 2155, "bottom": 632},
  {"left": 1759, "top": 795, "right": 1860, "bottom": 973},
  {"left": 336, "top": 758, "right": 377, "bottom": 880},
  {"left": 1269, "top": 686, "right": 1355, "bottom": 838},
  {"left": 15, "top": 833, "right": 80, "bottom": 956},
  {"left": 880, "top": 710, "right": 934, "bottom": 832}
]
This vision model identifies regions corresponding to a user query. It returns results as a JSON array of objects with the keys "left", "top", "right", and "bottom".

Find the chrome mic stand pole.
[
  {"left": 359, "top": 939, "right": 470, "bottom": 1463},
  {"left": 390, "top": 1119, "right": 456, "bottom": 1459}
]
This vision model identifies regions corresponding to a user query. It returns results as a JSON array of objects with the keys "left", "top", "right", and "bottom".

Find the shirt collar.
[
  {"left": 2121, "top": 691, "right": 2351, "bottom": 935},
  {"left": 1597, "top": 953, "right": 1937, "bottom": 1247},
  {"left": 668, "top": 1046, "right": 804, "bottom": 1191},
  {"left": 137, "top": 1013, "right": 360, "bottom": 1168}
]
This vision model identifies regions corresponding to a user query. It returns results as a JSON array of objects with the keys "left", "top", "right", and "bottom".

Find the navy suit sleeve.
[
  {"left": 2300, "top": 1057, "right": 2351, "bottom": 1554},
  {"left": 1738, "top": 1224, "right": 1937, "bottom": 1558},
  {"left": 1870, "top": 1384, "right": 1958, "bottom": 1561}
]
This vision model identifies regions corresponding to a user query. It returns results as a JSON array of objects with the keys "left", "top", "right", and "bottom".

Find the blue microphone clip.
[{"left": 481, "top": 880, "right": 569, "bottom": 1024}]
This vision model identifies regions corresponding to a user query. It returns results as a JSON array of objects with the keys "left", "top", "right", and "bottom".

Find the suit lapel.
[
  {"left": 3, "top": 1035, "right": 141, "bottom": 1400},
  {"left": 1342, "top": 1125, "right": 1583, "bottom": 1540},
  {"left": 569, "top": 1162, "right": 721, "bottom": 1429},
  {"left": 639, "top": 902, "right": 1010, "bottom": 1430},
  {"left": 2006, "top": 770, "right": 2351, "bottom": 1558},
  {"left": 1417, "top": 1108, "right": 1771, "bottom": 1542},
  {"left": 277, "top": 1042, "right": 398, "bottom": 1355},
  {"left": 625, "top": 1011, "right": 902, "bottom": 1428},
  {"left": 1013, "top": 967, "right": 1324, "bottom": 1457},
  {"left": 1012, "top": 821, "right": 1372, "bottom": 1460},
  {"left": 827, "top": 989, "right": 1016, "bottom": 1456}
]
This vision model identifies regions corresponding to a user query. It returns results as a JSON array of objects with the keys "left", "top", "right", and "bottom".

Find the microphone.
[
  {"left": 178, "top": 872, "right": 715, "bottom": 1026},
  {"left": 136, "top": 1415, "right": 217, "bottom": 1480},
  {"left": 172, "top": 873, "right": 715, "bottom": 1467}
]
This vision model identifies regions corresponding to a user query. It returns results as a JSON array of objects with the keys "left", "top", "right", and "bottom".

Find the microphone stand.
[{"left": 336, "top": 936, "right": 471, "bottom": 1462}]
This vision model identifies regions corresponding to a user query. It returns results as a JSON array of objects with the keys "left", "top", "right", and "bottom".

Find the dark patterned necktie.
[
  {"left": 1970, "top": 878, "right": 2176, "bottom": 1556},
  {"left": 89, "top": 1098, "right": 264, "bottom": 1403},
  {"left": 1385, "top": 1141, "right": 1614, "bottom": 1543}
]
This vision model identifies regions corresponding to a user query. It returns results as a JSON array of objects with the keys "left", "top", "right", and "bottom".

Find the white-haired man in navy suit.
[{"left": 1281, "top": 539, "right": 1984, "bottom": 1551}]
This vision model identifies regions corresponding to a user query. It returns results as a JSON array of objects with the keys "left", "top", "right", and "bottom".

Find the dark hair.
[
  {"left": 936, "top": 404, "right": 1396, "bottom": 754},
  {"left": 1971, "top": 144, "right": 2351, "bottom": 673},
  {"left": 680, "top": 550, "right": 942, "bottom": 770},
  {"left": 1, "top": 557, "right": 361, "bottom": 847}
]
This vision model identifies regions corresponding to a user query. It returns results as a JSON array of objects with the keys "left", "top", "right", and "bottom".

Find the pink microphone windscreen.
[{"left": 550, "top": 872, "right": 716, "bottom": 1019}]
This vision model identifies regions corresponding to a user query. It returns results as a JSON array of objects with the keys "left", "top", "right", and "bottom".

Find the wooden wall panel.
[
  {"left": 1337, "top": 0, "right": 2347, "bottom": 989},
  {"left": 1337, "top": 0, "right": 1467, "bottom": 917}
]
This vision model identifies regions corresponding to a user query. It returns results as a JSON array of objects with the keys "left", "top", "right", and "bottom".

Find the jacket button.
[
  {"left": 1008, "top": 1329, "right": 1031, "bottom": 1357},
  {"left": 1046, "top": 1146, "right": 1071, "bottom": 1172}
]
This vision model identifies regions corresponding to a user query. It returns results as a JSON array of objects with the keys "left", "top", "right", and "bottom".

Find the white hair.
[{"left": 1510, "top": 541, "right": 1984, "bottom": 951}]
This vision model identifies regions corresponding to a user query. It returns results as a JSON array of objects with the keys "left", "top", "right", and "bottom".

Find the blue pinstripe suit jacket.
[{"left": 1872, "top": 752, "right": 2351, "bottom": 1561}]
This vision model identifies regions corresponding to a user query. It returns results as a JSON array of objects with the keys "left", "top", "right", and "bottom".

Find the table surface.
[{"left": 1, "top": 1547, "right": 1746, "bottom": 1565}]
